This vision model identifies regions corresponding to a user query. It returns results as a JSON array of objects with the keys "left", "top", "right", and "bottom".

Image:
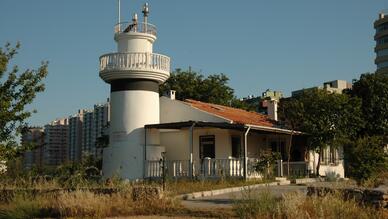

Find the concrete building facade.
[
  {"left": 375, "top": 11, "right": 388, "bottom": 75},
  {"left": 82, "top": 110, "right": 94, "bottom": 157},
  {"left": 68, "top": 110, "right": 85, "bottom": 162},
  {"left": 291, "top": 80, "right": 352, "bottom": 97},
  {"left": 43, "top": 118, "right": 69, "bottom": 166},
  {"left": 22, "top": 127, "right": 45, "bottom": 170}
]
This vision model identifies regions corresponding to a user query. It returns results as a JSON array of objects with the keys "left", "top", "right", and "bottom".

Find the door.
[
  {"left": 200, "top": 135, "right": 215, "bottom": 159},
  {"left": 231, "top": 136, "right": 241, "bottom": 158}
]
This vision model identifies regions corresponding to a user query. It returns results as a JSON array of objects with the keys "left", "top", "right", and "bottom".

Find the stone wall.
[{"left": 307, "top": 186, "right": 388, "bottom": 209}]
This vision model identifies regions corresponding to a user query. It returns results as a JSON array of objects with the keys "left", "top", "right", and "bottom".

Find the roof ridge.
[{"left": 184, "top": 99, "right": 269, "bottom": 118}]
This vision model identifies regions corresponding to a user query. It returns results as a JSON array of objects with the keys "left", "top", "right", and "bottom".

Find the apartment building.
[
  {"left": 21, "top": 127, "right": 44, "bottom": 170},
  {"left": 291, "top": 80, "right": 352, "bottom": 97},
  {"left": 43, "top": 118, "right": 69, "bottom": 166},
  {"left": 375, "top": 11, "right": 388, "bottom": 75},
  {"left": 68, "top": 110, "right": 85, "bottom": 162}
]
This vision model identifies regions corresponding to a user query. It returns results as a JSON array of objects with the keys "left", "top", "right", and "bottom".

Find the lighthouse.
[{"left": 99, "top": 3, "right": 170, "bottom": 180}]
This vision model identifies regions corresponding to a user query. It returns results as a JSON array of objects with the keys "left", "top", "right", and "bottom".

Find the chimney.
[
  {"left": 164, "top": 90, "right": 176, "bottom": 100},
  {"left": 267, "top": 99, "right": 278, "bottom": 121},
  {"left": 380, "top": 12, "right": 385, "bottom": 19}
]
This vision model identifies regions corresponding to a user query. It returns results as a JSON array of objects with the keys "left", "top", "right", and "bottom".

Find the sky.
[{"left": 0, "top": 0, "right": 387, "bottom": 127}]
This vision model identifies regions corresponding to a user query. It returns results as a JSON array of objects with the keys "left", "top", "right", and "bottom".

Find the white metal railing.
[
  {"left": 200, "top": 158, "right": 243, "bottom": 177},
  {"left": 114, "top": 22, "right": 157, "bottom": 36},
  {"left": 145, "top": 158, "right": 244, "bottom": 178},
  {"left": 99, "top": 52, "right": 170, "bottom": 74},
  {"left": 145, "top": 159, "right": 309, "bottom": 179}
]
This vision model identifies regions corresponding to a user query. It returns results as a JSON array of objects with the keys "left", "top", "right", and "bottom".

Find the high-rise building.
[
  {"left": 79, "top": 100, "right": 110, "bottom": 159},
  {"left": 93, "top": 100, "right": 110, "bottom": 143},
  {"left": 68, "top": 110, "right": 85, "bottom": 162},
  {"left": 82, "top": 110, "right": 94, "bottom": 157},
  {"left": 375, "top": 11, "right": 388, "bottom": 75},
  {"left": 21, "top": 127, "right": 44, "bottom": 170},
  {"left": 99, "top": 3, "right": 170, "bottom": 179},
  {"left": 43, "top": 118, "right": 69, "bottom": 166},
  {"left": 93, "top": 100, "right": 110, "bottom": 158}
]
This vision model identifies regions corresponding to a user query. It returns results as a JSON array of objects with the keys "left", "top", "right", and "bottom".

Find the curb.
[
  {"left": 177, "top": 180, "right": 291, "bottom": 200},
  {"left": 291, "top": 178, "right": 322, "bottom": 185}
]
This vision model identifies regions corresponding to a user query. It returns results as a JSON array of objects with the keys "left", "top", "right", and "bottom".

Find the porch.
[{"left": 144, "top": 121, "right": 310, "bottom": 179}]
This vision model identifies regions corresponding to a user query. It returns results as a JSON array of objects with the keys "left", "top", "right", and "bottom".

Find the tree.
[
  {"left": 345, "top": 136, "right": 387, "bottom": 184},
  {"left": 160, "top": 68, "right": 236, "bottom": 106},
  {"left": 278, "top": 97, "right": 303, "bottom": 176},
  {"left": 0, "top": 43, "right": 48, "bottom": 162},
  {"left": 351, "top": 72, "right": 388, "bottom": 138},
  {"left": 280, "top": 89, "right": 363, "bottom": 176}
]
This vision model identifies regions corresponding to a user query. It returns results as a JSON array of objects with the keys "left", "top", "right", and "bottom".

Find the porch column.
[
  {"left": 189, "top": 123, "right": 195, "bottom": 178},
  {"left": 243, "top": 126, "right": 251, "bottom": 180}
]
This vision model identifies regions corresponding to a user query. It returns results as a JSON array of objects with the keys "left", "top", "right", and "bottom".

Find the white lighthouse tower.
[{"left": 99, "top": 3, "right": 170, "bottom": 180}]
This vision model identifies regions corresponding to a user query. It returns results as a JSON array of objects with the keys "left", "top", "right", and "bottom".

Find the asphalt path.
[{"left": 181, "top": 185, "right": 308, "bottom": 209}]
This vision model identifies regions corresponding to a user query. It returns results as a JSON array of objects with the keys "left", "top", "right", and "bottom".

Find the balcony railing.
[
  {"left": 99, "top": 52, "right": 170, "bottom": 74},
  {"left": 114, "top": 22, "right": 157, "bottom": 36}
]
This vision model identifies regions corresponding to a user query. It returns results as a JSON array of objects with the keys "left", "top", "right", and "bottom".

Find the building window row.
[
  {"left": 376, "top": 23, "right": 388, "bottom": 33},
  {"left": 376, "top": 48, "right": 388, "bottom": 57},
  {"left": 377, "top": 36, "right": 388, "bottom": 45},
  {"left": 377, "top": 61, "right": 388, "bottom": 69}
]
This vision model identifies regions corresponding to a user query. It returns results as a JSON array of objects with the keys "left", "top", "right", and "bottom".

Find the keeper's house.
[{"left": 142, "top": 93, "right": 345, "bottom": 179}]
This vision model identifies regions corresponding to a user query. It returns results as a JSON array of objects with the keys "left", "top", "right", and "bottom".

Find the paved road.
[{"left": 181, "top": 185, "right": 307, "bottom": 209}]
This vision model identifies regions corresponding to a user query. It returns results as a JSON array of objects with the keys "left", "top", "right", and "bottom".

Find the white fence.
[{"left": 145, "top": 159, "right": 309, "bottom": 179}]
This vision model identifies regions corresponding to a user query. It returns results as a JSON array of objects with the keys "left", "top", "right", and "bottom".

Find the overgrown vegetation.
[
  {"left": 279, "top": 72, "right": 388, "bottom": 185},
  {"left": 159, "top": 68, "right": 252, "bottom": 109},
  {"left": 0, "top": 43, "right": 48, "bottom": 163},
  {"left": 234, "top": 189, "right": 386, "bottom": 219},
  {"left": 0, "top": 185, "right": 183, "bottom": 218}
]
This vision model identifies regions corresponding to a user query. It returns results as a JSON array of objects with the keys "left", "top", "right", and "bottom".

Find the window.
[
  {"left": 199, "top": 135, "right": 215, "bottom": 159},
  {"left": 231, "top": 136, "right": 241, "bottom": 158},
  {"left": 377, "top": 61, "right": 388, "bottom": 69},
  {"left": 322, "top": 146, "right": 339, "bottom": 165}
]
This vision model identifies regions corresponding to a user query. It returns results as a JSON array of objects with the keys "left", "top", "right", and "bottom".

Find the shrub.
[
  {"left": 234, "top": 188, "right": 281, "bottom": 218},
  {"left": 345, "top": 136, "right": 388, "bottom": 184},
  {"left": 233, "top": 190, "right": 386, "bottom": 219}
]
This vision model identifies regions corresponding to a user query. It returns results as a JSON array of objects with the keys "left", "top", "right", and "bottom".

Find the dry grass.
[
  {"left": 0, "top": 185, "right": 185, "bottom": 218},
  {"left": 234, "top": 189, "right": 387, "bottom": 219}
]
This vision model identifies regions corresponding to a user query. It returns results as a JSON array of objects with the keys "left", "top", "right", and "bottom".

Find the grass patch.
[
  {"left": 234, "top": 189, "right": 387, "bottom": 219},
  {"left": 0, "top": 185, "right": 184, "bottom": 218}
]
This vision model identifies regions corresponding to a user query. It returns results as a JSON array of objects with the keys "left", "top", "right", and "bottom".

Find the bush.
[
  {"left": 234, "top": 188, "right": 281, "bottom": 218},
  {"left": 345, "top": 136, "right": 388, "bottom": 184},
  {"left": 233, "top": 190, "right": 386, "bottom": 219}
]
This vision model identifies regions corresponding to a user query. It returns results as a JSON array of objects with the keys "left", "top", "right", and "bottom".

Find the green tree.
[
  {"left": 351, "top": 72, "right": 388, "bottom": 137},
  {"left": 278, "top": 97, "right": 304, "bottom": 176},
  {"left": 280, "top": 89, "right": 363, "bottom": 176},
  {"left": 0, "top": 43, "right": 48, "bottom": 162},
  {"left": 345, "top": 136, "right": 387, "bottom": 184},
  {"left": 160, "top": 68, "right": 237, "bottom": 106}
]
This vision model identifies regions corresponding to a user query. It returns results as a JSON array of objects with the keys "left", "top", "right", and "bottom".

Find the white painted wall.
[
  {"left": 307, "top": 146, "right": 345, "bottom": 178},
  {"left": 103, "top": 90, "right": 160, "bottom": 180},
  {"left": 116, "top": 33, "right": 155, "bottom": 53},
  {"left": 160, "top": 97, "right": 231, "bottom": 123}
]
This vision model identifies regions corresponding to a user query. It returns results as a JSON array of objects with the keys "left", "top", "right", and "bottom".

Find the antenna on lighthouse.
[{"left": 117, "top": 0, "right": 121, "bottom": 31}]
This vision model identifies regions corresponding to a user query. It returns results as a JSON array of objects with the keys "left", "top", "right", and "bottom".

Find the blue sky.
[{"left": 0, "top": 0, "right": 386, "bottom": 126}]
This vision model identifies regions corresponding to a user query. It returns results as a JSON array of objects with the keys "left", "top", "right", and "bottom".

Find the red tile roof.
[{"left": 184, "top": 99, "right": 275, "bottom": 127}]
